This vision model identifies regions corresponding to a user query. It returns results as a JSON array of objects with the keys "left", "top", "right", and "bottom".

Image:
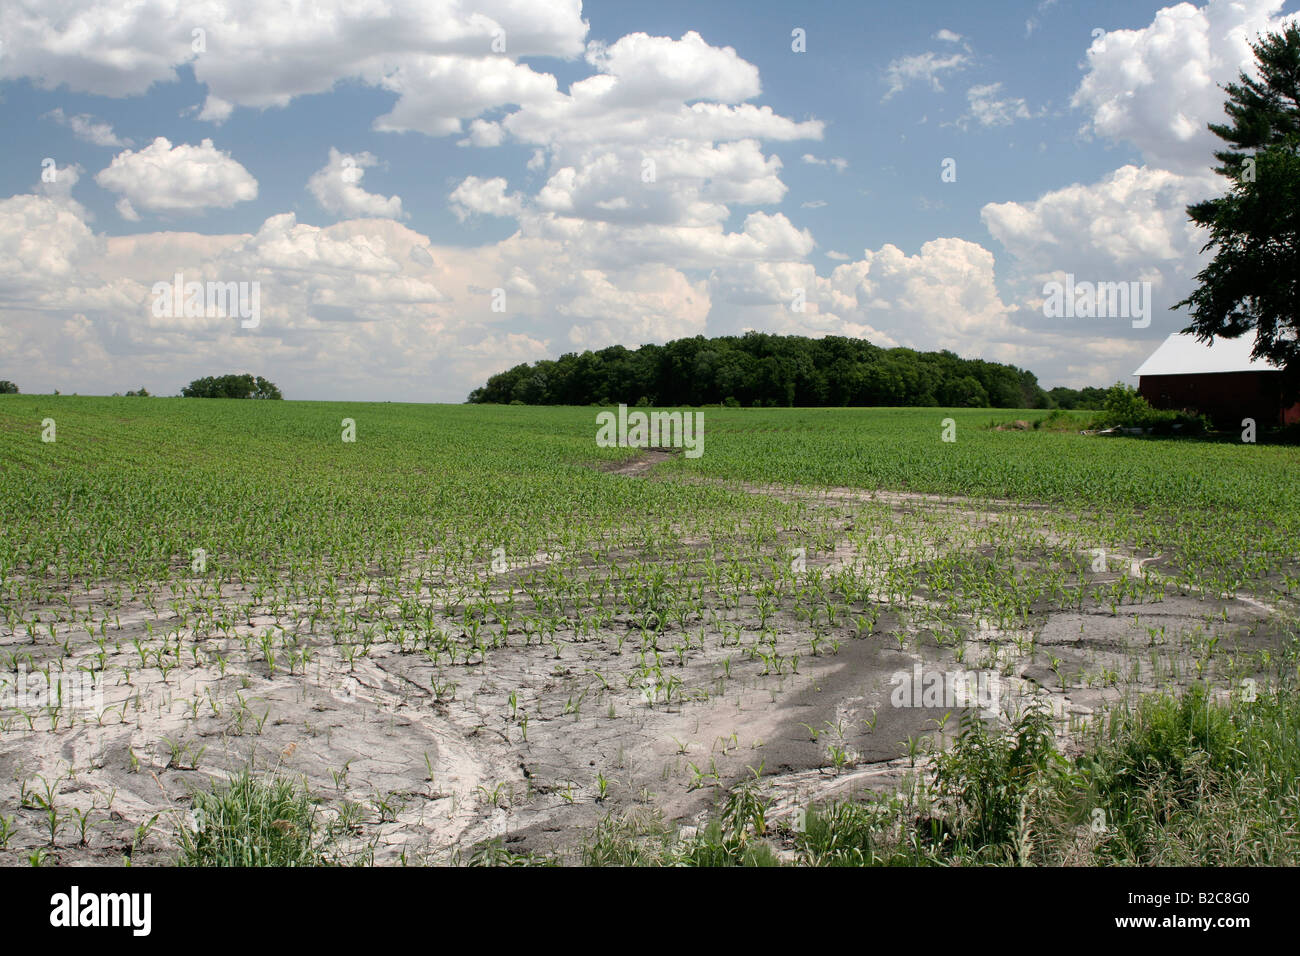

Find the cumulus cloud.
[
  {"left": 500, "top": 32, "right": 822, "bottom": 151},
  {"left": 0, "top": 192, "right": 101, "bottom": 291},
  {"left": 458, "top": 119, "right": 506, "bottom": 147},
  {"left": 583, "top": 31, "right": 759, "bottom": 106},
  {"left": 369, "top": 55, "right": 560, "bottom": 135},
  {"left": 95, "top": 138, "right": 258, "bottom": 216},
  {"left": 115, "top": 199, "right": 140, "bottom": 222},
  {"left": 307, "top": 149, "right": 404, "bottom": 220},
  {"left": 559, "top": 264, "right": 709, "bottom": 349},
  {"left": 433, "top": 31, "right": 827, "bottom": 276},
  {"left": 1072, "top": 0, "right": 1298, "bottom": 172},
  {"left": 450, "top": 176, "right": 525, "bottom": 221},
  {"left": 826, "top": 238, "right": 1013, "bottom": 343},
  {"left": 982, "top": 164, "right": 1216, "bottom": 280},
  {"left": 0, "top": 0, "right": 589, "bottom": 131},
  {"left": 981, "top": 164, "right": 1220, "bottom": 340},
  {"left": 702, "top": 237, "right": 1018, "bottom": 359},
  {"left": 0, "top": 189, "right": 717, "bottom": 400}
]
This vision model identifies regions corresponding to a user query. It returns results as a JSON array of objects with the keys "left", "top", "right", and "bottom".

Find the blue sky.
[{"left": 1, "top": 0, "right": 1296, "bottom": 401}]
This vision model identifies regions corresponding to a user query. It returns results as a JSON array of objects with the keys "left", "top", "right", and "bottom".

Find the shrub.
[
  {"left": 1094, "top": 384, "right": 1208, "bottom": 434},
  {"left": 931, "top": 704, "right": 1069, "bottom": 860}
]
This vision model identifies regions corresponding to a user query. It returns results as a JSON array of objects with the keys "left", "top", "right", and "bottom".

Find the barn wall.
[{"left": 1138, "top": 371, "right": 1295, "bottom": 426}]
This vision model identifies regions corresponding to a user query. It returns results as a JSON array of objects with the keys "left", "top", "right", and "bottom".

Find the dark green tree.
[
  {"left": 182, "top": 374, "right": 283, "bottom": 399},
  {"left": 465, "top": 334, "right": 1059, "bottom": 408},
  {"left": 1177, "top": 25, "right": 1300, "bottom": 383},
  {"left": 253, "top": 376, "right": 282, "bottom": 400},
  {"left": 0, "top": 380, "right": 18, "bottom": 394}
]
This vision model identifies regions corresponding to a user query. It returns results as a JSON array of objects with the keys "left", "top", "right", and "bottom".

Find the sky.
[{"left": 1, "top": 0, "right": 1297, "bottom": 402}]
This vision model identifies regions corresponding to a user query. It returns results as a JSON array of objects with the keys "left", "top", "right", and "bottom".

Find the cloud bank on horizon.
[{"left": 1, "top": 0, "right": 1296, "bottom": 401}]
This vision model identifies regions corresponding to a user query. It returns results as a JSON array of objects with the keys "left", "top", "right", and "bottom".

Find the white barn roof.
[{"left": 1133, "top": 332, "right": 1280, "bottom": 377}]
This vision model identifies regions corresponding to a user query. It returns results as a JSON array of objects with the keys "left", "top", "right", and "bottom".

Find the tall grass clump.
[
  {"left": 928, "top": 703, "right": 1069, "bottom": 863},
  {"left": 1076, "top": 682, "right": 1300, "bottom": 865},
  {"left": 177, "top": 771, "right": 326, "bottom": 867}
]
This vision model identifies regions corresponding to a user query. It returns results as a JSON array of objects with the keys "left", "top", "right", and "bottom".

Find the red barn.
[{"left": 1134, "top": 333, "right": 1300, "bottom": 427}]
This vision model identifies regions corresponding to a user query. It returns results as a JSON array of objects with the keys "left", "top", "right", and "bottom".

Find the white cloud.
[
  {"left": 244, "top": 213, "right": 408, "bottom": 276},
  {"left": 369, "top": 55, "right": 560, "bottom": 135},
  {"left": 702, "top": 237, "right": 1018, "bottom": 357},
  {"left": 882, "top": 51, "right": 969, "bottom": 100},
  {"left": 933, "top": 29, "right": 963, "bottom": 43},
  {"left": 43, "top": 108, "right": 130, "bottom": 147},
  {"left": 582, "top": 31, "right": 760, "bottom": 106},
  {"left": 307, "top": 149, "right": 404, "bottom": 220},
  {"left": 981, "top": 163, "right": 1220, "bottom": 339},
  {"left": 115, "top": 198, "right": 140, "bottom": 222},
  {"left": 450, "top": 176, "right": 525, "bottom": 221},
  {"left": 458, "top": 119, "right": 506, "bottom": 147},
  {"left": 0, "top": 0, "right": 589, "bottom": 131},
  {"left": 1072, "top": 0, "right": 1299, "bottom": 173},
  {"left": 961, "top": 83, "right": 1031, "bottom": 128},
  {"left": 826, "top": 238, "right": 1014, "bottom": 343},
  {"left": 500, "top": 31, "right": 822, "bottom": 152},
  {"left": 982, "top": 164, "right": 1216, "bottom": 280},
  {"left": 801, "top": 153, "right": 849, "bottom": 171},
  {"left": 0, "top": 192, "right": 101, "bottom": 290},
  {"left": 560, "top": 264, "right": 709, "bottom": 349},
  {"left": 4, "top": 9, "right": 970, "bottom": 393},
  {"left": 435, "top": 31, "right": 825, "bottom": 277},
  {"left": 0, "top": 191, "right": 719, "bottom": 400},
  {"left": 36, "top": 162, "right": 83, "bottom": 200},
  {"left": 95, "top": 138, "right": 258, "bottom": 216}
]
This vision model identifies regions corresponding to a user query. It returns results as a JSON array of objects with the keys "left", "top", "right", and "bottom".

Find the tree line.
[
  {"left": 467, "top": 333, "right": 1103, "bottom": 409},
  {"left": 1, "top": 375, "right": 283, "bottom": 399}
]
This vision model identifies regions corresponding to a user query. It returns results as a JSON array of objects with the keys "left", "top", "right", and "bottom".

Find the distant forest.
[{"left": 467, "top": 333, "right": 1105, "bottom": 409}]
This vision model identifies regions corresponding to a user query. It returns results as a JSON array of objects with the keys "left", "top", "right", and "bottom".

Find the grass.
[
  {"left": 1077, "top": 683, "right": 1300, "bottom": 865},
  {"left": 176, "top": 771, "right": 329, "bottom": 867}
]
